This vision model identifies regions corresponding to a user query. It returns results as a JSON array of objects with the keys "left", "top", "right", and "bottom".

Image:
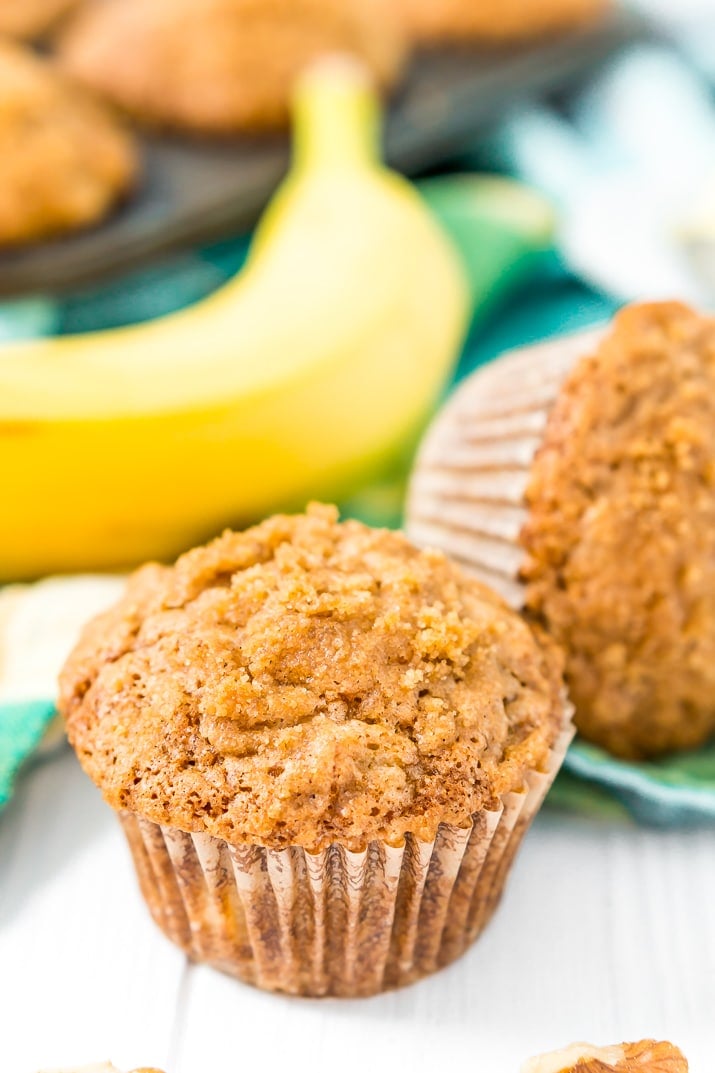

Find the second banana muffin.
[
  {"left": 60, "top": 504, "right": 571, "bottom": 996},
  {"left": 408, "top": 302, "right": 715, "bottom": 760}
]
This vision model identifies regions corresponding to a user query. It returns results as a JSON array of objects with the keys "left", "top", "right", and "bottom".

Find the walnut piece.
[{"left": 522, "top": 1039, "right": 688, "bottom": 1072}]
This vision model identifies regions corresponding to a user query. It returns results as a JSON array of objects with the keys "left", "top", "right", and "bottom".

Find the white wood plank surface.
[{"left": 1, "top": 749, "right": 713, "bottom": 1073}]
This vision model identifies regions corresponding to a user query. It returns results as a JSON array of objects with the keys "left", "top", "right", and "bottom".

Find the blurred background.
[{"left": 2, "top": 0, "right": 715, "bottom": 562}]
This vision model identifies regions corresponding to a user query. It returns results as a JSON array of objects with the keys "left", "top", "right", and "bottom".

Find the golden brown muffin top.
[
  {"left": 522, "top": 302, "right": 715, "bottom": 759},
  {"left": 58, "top": 0, "right": 406, "bottom": 133},
  {"left": 61, "top": 505, "right": 565, "bottom": 851},
  {"left": 0, "top": 40, "right": 137, "bottom": 245}
]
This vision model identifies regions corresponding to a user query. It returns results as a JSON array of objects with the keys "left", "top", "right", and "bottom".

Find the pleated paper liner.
[
  {"left": 119, "top": 722, "right": 572, "bottom": 997},
  {"left": 406, "top": 328, "right": 605, "bottom": 608}
]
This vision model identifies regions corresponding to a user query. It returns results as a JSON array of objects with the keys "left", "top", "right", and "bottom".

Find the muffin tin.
[{"left": 0, "top": 6, "right": 644, "bottom": 297}]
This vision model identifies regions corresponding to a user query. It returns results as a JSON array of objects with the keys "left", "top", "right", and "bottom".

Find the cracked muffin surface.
[
  {"left": 522, "top": 302, "right": 715, "bottom": 759},
  {"left": 60, "top": 505, "right": 565, "bottom": 852},
  {"left": 0, "top": 40, "right": 137, "bottom": 245}
]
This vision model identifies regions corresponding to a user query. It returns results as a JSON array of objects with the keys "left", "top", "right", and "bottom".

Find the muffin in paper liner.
[
  {"left": 408, "top": 303, "right": 715, "bottom": 763},
  {"left": 60, "top": 507, "right": 573, "bottom": 996},
  {"left": 118, "top": 722, "right": 572, "bottom": 998},
  {"left": 406, "top": 328, "right": 606, "bottom": 609}
]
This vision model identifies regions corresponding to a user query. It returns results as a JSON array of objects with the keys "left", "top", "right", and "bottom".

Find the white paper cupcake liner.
[
  {"left": 118, "top": 723, "right": 573, "bottom": 997},
  {"left": 406, "top": 328, "right": 605, "bottom": 607}
]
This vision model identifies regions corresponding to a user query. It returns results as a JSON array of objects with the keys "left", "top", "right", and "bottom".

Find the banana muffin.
[
  {"left": 0, "top": 40, "right": 137, "bottom": 245},
  {"left": 57, "top": 0, "right": 407, "bottom": 133},
  {"left": 391, "top": 0, "right": 608, "bottom": 45},
  {"left": 408, "top": 302, "right": 715, "bottom": 760},
  {"left": 0, "top": 0, "right": 76, "bottom": 40},
  {"left": 60, "top": 505, "right": 571, "bottom": 996}
]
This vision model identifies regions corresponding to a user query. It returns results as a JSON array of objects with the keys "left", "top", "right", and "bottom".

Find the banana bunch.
[{"left": 1, "top": 58, "right": 470, "bottom": 579}]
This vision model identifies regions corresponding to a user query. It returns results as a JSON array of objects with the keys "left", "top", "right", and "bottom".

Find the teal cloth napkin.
[{"left": 0, "top": 700, "right": 56, "bottom": 809}]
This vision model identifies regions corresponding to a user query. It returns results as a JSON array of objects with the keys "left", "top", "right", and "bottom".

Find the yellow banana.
[{"left": 0, "top": 59, "right": 468, "bottom": 580}]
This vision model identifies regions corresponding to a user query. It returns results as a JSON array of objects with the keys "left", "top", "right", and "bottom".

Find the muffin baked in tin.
[{"left": 0, "top": 40, "right": 137, "bottom": 245}]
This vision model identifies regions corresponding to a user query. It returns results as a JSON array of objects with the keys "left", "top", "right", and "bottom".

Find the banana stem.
[{"left": 292, "top": 56, "right": 381, "bottom": 172}]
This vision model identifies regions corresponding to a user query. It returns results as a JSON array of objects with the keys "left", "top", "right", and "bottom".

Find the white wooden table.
[{"left": 2, "top": 747, "right": 713, "bottom": 1073}]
